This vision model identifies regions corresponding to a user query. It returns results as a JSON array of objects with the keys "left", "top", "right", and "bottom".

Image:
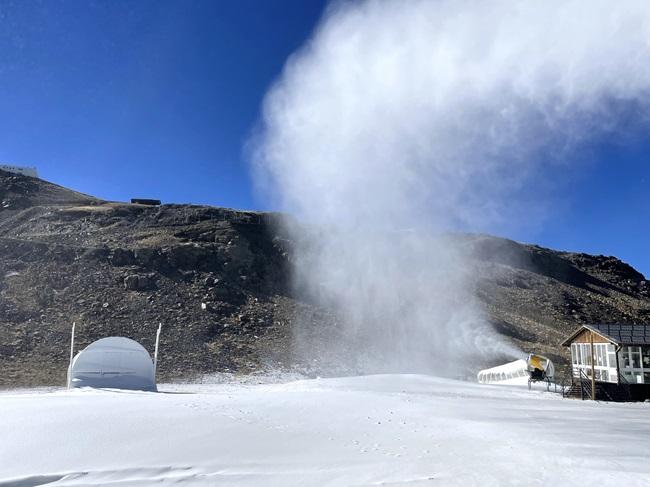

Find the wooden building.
[{"left": 561, "top": 324, "right": 650, "bottom": 401}]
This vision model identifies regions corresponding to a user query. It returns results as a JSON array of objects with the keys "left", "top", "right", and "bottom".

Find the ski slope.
[{"left": 1, "top": 375, "right": 649, "bottom": 486}]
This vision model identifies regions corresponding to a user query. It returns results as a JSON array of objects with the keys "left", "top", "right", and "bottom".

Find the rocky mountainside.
[{"left": 1, "top": 169, "right": 649, "bottom": 386}]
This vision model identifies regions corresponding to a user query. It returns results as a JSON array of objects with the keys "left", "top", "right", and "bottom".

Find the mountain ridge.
[{"left": 1, "top": 169, "right": 648, "bottom": 386}]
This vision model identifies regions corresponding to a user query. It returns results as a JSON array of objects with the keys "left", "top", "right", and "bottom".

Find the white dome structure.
[{"left": 67, "top": 336, "right": 157, "bottom": 391}]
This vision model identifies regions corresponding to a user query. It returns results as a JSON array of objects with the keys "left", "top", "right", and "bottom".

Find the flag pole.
[
  {"left": 154, "top": 323, "right": 162, "bottom": 381},
  {"left": 68, "top": 322, "right": 76, "bottom": 388}
]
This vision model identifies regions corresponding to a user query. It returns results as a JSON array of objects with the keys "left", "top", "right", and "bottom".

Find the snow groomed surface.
[{"left": 1, "top": 375, "right": 649, "bottom": 486}]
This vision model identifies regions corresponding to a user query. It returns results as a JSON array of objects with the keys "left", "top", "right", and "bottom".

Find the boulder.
[
  {"left": 134, "top": 248, "right": 161, "bottom": 267},
  {"left": 124, "top": 274, "right": 155, "bottom": 291},
  {"left": 79, "top": 247, "right": 109, "bottom": 262},
  {"left": 110, "top": 248, "right": 135, "bottom": 266},
  {"left": 164, "top": 243, "right": 222, "bottom": 270}
]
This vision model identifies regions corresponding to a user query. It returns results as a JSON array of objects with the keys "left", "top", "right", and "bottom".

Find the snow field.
[{"left": 1, "top": 375, "right": 649, "bottom": 486}]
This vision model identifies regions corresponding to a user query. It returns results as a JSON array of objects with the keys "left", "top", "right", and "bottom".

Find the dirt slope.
[{"left": 1, "top": 169, "right": 648, "bottom": 386}]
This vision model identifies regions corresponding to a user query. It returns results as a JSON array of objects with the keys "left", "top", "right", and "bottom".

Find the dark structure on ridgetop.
[
  {"left": 131, "top": 198, "right": 161, "bottom": 206},
  {"left": 562, "top": 324, "right": 650, "bottom": 401},
  {"left": 0, "top": 164, "right": 38, "bottom": 178}
]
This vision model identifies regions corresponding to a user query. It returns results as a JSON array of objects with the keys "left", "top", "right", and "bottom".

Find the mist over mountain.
[
  {"left": 252, "top": 0, "right": 650, "bottom": 377},
  {"left": 1, "top": 169, "right": 648, "bottom": 387}
]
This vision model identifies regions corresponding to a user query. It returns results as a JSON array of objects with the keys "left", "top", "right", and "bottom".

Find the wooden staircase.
[
  {"left": 563, "top": 381, "right": 587, "bottom": 399},
  {"left": 562, "top": 371, "right": 632, "bottom": 402}
]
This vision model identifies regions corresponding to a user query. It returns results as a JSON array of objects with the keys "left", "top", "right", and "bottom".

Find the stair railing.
[
  {"left": 617, "top": 372, "right": 633, "bottom": 401},
  {"left": 579, "top": 369, "right": 593, "bottom": 400}
]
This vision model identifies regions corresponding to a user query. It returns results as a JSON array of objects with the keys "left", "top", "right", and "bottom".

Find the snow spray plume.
[{"left": 252, "top": 0, "right": 650, "bottom": 374}]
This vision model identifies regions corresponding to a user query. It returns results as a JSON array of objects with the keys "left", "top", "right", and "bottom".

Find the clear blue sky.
[
  {"left": 0, "top": 0, "right": 327, "bottom": 208},
  {"left": 0, "top": 0, "right": 648, "bottom": 277}
]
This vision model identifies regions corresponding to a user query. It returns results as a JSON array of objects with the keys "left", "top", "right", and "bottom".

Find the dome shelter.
[{"left": 67, "top": 336, "right": 158, "bottom": 392}]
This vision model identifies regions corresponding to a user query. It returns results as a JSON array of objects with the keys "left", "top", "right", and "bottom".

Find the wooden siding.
[{"left": 572, "top": 328, "right": 613, "bottom": 344}]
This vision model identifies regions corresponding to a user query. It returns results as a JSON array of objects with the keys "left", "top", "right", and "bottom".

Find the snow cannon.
[
  {"left": 477, "top": 353, "right": 555, "bottom": 385},
  {"left": 527, "top": 353, "right": 554, "bottom": 382}
]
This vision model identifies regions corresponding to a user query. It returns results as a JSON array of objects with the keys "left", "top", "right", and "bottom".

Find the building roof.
[{"left": 561, "top": 324, "right": 650, "bottom": 346}]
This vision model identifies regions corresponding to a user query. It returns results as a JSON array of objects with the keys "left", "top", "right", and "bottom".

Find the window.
[
  {"left": 607, "top": 343, "right": 616, "bottom": 369},
  {"left": 622, "top": 348, "right": 631, "bottom": 368},
  {"left": 578, "top": 344, "right": 584, "bottom": 365},
  {"left": 596, "top": 345, "right": 604, "bottom": 366},
  {"left": 631, "top": 347, "right": 641, "bottom": 368},
  {"left": 642, "top": 347, "right": 650, "bottom": 368}
]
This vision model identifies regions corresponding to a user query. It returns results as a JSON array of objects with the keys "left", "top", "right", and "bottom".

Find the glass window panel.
[
  {"left": 632, "top": 348, "right": 641, "bottom": 368},
  {"left": 579, "top": 344, "right": 584, "bottom": 365},
  {"left": 597, "top": 345, "right": 604, "bottom": 366},
  {"left": 608, "top": 353, "right": 616, "bottom": 368},
  {"left": 622, "top": 348, "right": 631, "bottom": 368},
  {"left": 577, "top": 345, "right": 582, "bottom": 365},
  {"left": 642, "top": 347, "right": 650, "bottom": 368},
  {"left": 592, "top": 345, "right": 595, "bottom": 366}
]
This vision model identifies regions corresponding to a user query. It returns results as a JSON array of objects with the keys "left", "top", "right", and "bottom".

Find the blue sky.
[
  {"left": 0, "top": 0, "right": 648, "bottom": 277},
  {"left": 0, "top": 0, "right": 326, "bottom": 208}
]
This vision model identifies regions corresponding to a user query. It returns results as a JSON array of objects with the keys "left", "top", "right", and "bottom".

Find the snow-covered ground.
[{"left": 1, "top": 375, "right": 649, "bottom": 486}]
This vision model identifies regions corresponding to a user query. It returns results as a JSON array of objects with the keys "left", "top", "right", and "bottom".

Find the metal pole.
[
  {"left": 68, "top": 322, "right": 76, "bottom": 389},
  {"left": 615, "top": 344, "right": 621, "bottom": 385},
  {"left": 153, "top": 323, "right": 162, "bottom": 380},
  {"left": 591, "top": 331, "right": 596, "bottom": 400}
]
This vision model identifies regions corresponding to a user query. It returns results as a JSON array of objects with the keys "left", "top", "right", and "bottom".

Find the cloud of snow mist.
[{"left": 252, "top": 0, "right": 650, "bottom": 374}]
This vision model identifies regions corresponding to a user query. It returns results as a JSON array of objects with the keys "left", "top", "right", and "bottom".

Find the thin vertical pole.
[
  {"left": 615, "top": 345, "right": 621, "bottom": 386},
  {"left": 591, "top": 331, "right": 596, "bottom": 400},
  {"left": 68, "top": 322, "right": 76, "bottom": 389},
  {"left": 153, "top": 323, "right": 162, "bottom": 380}
]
